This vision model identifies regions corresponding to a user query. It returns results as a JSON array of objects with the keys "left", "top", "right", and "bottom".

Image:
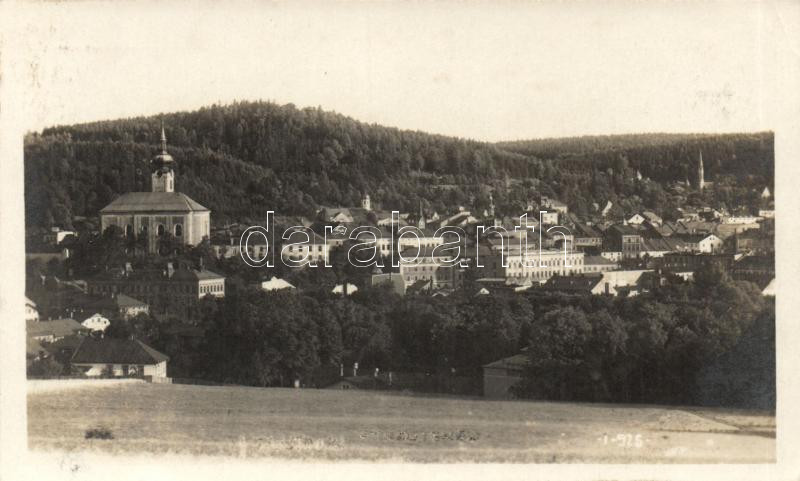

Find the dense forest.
[{"left": 24, "top": 101, "right": 774, "bottom": 230}]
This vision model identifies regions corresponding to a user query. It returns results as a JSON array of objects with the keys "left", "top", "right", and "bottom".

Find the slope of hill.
[
  {"left": 23, "top": 101, "right": 774, "bottom": 229},
  {"left": 28, "top": 381, "right": 775, "bottom": 462}
]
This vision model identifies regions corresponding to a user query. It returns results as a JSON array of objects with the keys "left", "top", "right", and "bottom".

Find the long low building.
[
  {"left": 483, "top": 248, "right": 585, "bottom": 284},
  {"left": 71, "top": 336, "right": 169, "bottom": 379},
  {"left": 87, "top": 264, "right": 224, "bottom": 319}
]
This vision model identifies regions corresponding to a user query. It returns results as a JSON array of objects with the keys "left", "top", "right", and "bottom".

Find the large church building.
[{"left": 100, "top": 126, "right": 210, "bottom": 253}]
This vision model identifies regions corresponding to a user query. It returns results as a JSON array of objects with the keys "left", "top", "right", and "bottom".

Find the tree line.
[
  {"left": 25, "top": 101, "right": 774, "bottom": 230},
  {"left": 98, "top": 262, "right": 773, "bottom": 409}
]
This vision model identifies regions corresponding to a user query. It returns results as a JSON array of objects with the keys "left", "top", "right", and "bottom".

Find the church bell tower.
[{"left": 151, "top": 123, "right": 175, "bottom": 193}]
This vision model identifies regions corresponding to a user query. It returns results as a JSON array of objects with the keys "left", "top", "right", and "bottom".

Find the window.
[
  {"left": 157, "top": 224, "right": 165, "bottom": 236},
  {"left": 125, "top": 224, "right": 133, "bottom": 237},
  {"left": 175, "top": 224, "right": 183, "bottom": 237}
]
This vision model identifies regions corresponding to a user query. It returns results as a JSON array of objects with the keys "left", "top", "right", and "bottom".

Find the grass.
[{"left": 27, "top": 382, "right": 775, "bottom": 463}]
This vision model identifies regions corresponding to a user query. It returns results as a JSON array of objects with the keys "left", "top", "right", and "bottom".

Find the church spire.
[
  {"left": 152, "top": 121, "right": 175, "bottom": 193},
  {"left": 698, "top": 150, "right": 705, "bottom": 190},
  {"left": 160, "top": 120, "right": 168, "bottom": 154}
]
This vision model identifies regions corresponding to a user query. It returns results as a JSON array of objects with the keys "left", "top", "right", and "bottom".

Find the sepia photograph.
[{"left": 1, "top": 1, "right": 799, "bottom": 480}]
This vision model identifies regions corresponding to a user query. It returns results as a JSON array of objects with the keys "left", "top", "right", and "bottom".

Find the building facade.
[{"left": 99, "top": 126, "right": 210, "bottom": 253}]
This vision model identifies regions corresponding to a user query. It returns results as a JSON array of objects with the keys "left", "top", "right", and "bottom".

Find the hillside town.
[{"left": 24, "top": 125, "right": 775, "bottom": 402}]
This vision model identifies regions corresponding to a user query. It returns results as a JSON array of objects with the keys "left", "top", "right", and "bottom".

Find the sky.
[{"left": 1, "top": 1, "right": 795, "bottom": 141}]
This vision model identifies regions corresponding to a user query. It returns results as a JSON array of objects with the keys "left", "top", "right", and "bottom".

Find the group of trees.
[
  {"left": 103, "top": 259, "right": 773, "bottom": 408},
  {"left": 25, "top": 101, "right": 774, "bottom": 229},
  {"left": 514, "top": 266, "right": 772, "bottom": 408}
]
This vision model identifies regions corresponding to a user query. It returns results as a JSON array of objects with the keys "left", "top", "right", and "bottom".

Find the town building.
[
  {"left": 398, "top": 246, "right": 464, "bottom": 289},
  {"left": 485, "top": 247, "right": 584, "bottom": 284},
  {"left": 728, "top": 229, "right": 774, "bottom": 254},
  {"left": 27, "top": 318, "right": 86, "bottom": 343},
  {"left": 87, "top": 264, "right": 225, "bottom": 319},
  {"left": 43, "top": 227, "right": 76, "bottom": 245},
  {"left": 544, "top": 270, "right": 651, "bottom": 297},
  {"left": 732, "top": 255, "right": 775, "bottom": 289},
  {"left": 80, "top": 293, "right": 150, "bottom": 321},
  {"left": 572, "top": 223, "right": 603, "bottom": 251},
  {"left": 281, "top": 227, "right": 330, "bottom": 265},
  {"left": 656, "top": 253, "right": 735, "bottom": 274},
  {"left": 483, "top": 353, "right": 527, "bottom": 399},
  {"left": 604, "top": 224, "right": 643, "bottom": 259},
  {"left": 583, "top": 255, "right": 618, "bottom": 273},
  {"left": 80, "top": 313, "right": 111, "bottom": 332},
  {"left": 676, "top": 233, "right": 723, "bottom": 253},
  {"left": 99, "top": 126, "right": 210, "bottom": 254},
  {"left": 626, "top": 213, "right": 646, "bottom": 225},
  {"left": 260, "top": 277, "right": 295, "bottom": 292},
  {"left": 70, "top": 336, "right": 169, "bottom": 379},
  {"left": 25, "top": 296, "right": 39, "bottom": 323}
]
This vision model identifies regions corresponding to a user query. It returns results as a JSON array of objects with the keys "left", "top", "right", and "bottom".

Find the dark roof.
[
  {"left": 399, "top": 245, "right": 459, "bottom": 259},
  {"left": 71, "top": 337, "right": 169, "bottom": 365},
  {"left": 115, "top": 294, "right": 148, "bottom": 308},
  {"left": 169, "top": 268, "right": 225, "bottom": 282},
  {"left": 100, "top": 192, "right": 208, "bottom": 214},
  {"left": 573, "top": 223, "right": 602, "bottom": 238},
  {"left": 735, "top": 255, "right": 774, "bottom": 269},
  {"left": 677, "top": 233, "right": 716, "bottom": 243},
  {"left": 608, "top": 224, "right": 641, "bottom": 236},
  {"left": 584, "top": 255, "right": 616, "bottom": 265},
  {"left": 642, "top": 237, "right": 679, "bottom": 252},
  {"left": 544, "top": 273, "right": 604, "bottom": 292},
  {"left": 483, "top": 353, "right": 529, "bottom": 370},
  {"left": 27, "top": 319, "right": 85, "bottom": 338},
  {"left": 88, "top": 293, "right": 148, "bottom": 311}
]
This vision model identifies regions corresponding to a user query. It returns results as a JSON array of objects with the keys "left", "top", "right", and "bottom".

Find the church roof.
[{"left": 100, "top": 192, "right": 209, "bottom": 214}]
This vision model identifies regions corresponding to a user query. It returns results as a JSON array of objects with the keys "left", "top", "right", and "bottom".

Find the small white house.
[
  {"left": 25, "top": 296, "right": 39, "bottom": 323},
  {"left": 332, "top": 283, "right": 358, "bottom": 295},
  {"left": 260, "top": 277, "right": 295, "bottom": 292},
  {"left": 540, "top": 212, "right": 559, "bottom": 225},
  {"left": 81, "top": 313, "right": 111, "bottom": 332},
  {"left": 626, "top": 213, "right": 646, "bottom": 225},
  {"left": 680, "top": 233, "right": 723, "bottom": 253}
]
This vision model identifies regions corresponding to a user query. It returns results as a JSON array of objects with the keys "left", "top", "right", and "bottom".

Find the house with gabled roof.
[
  {"left": 71, "top": 336, "right": 169, "bottom": 379},
  {"left": 27, "top": 318, "right": 87, "bottom": 343}
]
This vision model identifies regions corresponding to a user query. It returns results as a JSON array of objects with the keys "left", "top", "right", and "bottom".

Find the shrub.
[{"left": 85, "top": 427, "right": 114, "bottom": 440}]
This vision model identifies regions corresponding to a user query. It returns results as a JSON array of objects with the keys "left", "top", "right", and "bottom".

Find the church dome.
[{"left": 152, "top": 151, "right": 174, "bottom": 165}]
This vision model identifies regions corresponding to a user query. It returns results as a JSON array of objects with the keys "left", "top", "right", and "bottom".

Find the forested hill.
[
  {"left": 24, "top": 101, "right": 773, "bottom": 229},
  {"left": 498, "top": 133, "right": 774, "bottom": 187}
]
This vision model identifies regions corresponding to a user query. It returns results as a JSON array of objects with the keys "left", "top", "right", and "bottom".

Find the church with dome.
[{"left": 99, "top": 125, "right": 211, "bottom": 253}]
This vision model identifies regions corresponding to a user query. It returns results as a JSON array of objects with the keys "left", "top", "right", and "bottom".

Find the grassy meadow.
[{"left": 27, "top": 382, "right": 775, "bottom": 463}]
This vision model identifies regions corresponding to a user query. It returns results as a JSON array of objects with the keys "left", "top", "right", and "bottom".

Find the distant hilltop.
[{"left": 24, "top": 100, "right": 773, "bottom": 229}]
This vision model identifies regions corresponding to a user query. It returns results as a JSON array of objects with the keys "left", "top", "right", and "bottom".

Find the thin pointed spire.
[{"left": 160, "top": 120, "right": 168, "bottom": 154}]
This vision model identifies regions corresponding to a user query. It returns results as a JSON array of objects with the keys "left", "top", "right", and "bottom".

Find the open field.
[{"left": 27, "top": 381, "right": 775, "bottom": 463}]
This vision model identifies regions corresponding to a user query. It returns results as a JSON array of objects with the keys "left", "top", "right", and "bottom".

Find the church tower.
[
  {"left": 697, "top": 150, "right": 705, "bottom": 191},
  {"left": 151, "top": 123, "right": 175, "bottom": 193}
]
